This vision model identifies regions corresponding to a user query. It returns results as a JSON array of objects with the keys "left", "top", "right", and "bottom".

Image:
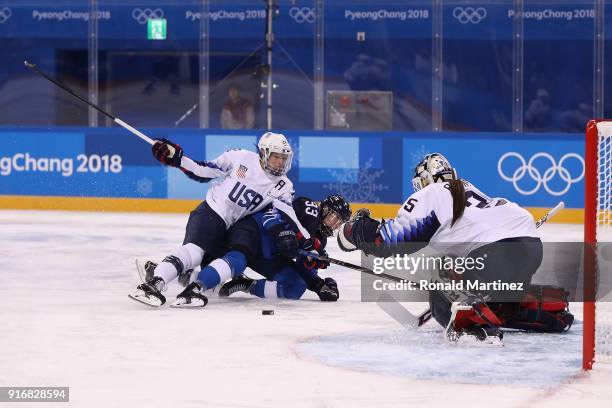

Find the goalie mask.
[
  {"left": 412, "top": 153, "right": 457, "bottom": 192},
  {"left": 258, "top": 132, "right": 293, "bottom": 177},
  {"left": 320, "top": 194, "right": 352, "bottom": 237}
]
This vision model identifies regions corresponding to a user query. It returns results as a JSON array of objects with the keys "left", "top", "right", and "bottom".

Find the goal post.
[{"left": 583, "top": 119, "right": 612, "bottom": 370}]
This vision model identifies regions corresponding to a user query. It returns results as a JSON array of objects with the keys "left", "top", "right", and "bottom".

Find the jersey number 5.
[{"left": 403, "top": 198, "right": 418, "bottom": 213}]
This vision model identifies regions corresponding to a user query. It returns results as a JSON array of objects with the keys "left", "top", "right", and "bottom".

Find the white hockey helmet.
[
  {"left": 257, "top": 132, "right": 293, "bottom": 176},
  {"left": 412, "top": 153, "right": 457, "bottom": 192}
]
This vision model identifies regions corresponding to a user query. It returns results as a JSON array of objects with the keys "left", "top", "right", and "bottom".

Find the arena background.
[{"left": 0, "top": 0, "right": 605, "bottom": 223}]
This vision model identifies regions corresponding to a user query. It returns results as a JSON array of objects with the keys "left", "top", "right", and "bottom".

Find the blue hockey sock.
[
  {"left": 250, "top": 280, "right": 267, "bottom": 298},
  {"left": 196, "top": 250, "right": 247, "bottom": 290}
]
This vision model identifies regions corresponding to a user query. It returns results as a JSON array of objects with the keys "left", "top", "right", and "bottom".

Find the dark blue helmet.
[{"left": 320, "top": 194, "right": 352, "bottom": 237}]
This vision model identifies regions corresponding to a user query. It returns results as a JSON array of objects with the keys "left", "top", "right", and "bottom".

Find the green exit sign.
[{"left": 147, "top": 19, "right": 167, "bottom": 40}]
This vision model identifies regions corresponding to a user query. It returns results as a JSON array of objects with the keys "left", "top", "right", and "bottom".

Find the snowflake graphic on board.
[
  {"left": 136, "top": 177, "right": 153, "bottom": 196},
  {"left": 323, "top": 157, "right": 388, "bottom": 203},
  {"left": 288, "top": 137, "right": 300, "bottom": 169},
  {"left": 408, "top": 144, "right": 431, "bottom": 170}
]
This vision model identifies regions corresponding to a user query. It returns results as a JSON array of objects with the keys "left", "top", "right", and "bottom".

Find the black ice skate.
[
  {"left": 128, "top": 277, "right": 166, "bottom": 307},
  {"left": 135, "top": 259, "right": 157, "bottom": 283},
  {"left": 136, "top": 259, "right": 192, "bottom": 287},
  {"left": 218, "top": 275, "right": 255, "bottom": 298},
  {"left": 171, "top": 282, "right": 208, "bottom": 308},
  {"left": 177, "top": 269, "right": 193, "bottom": 288}
]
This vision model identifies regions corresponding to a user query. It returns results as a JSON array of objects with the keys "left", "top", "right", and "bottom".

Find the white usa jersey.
[
  {"left": 180, "top": 149, "right": 294, "bottom": 228},
  {"left": 379, "top": 180, "right": 539, "bottom": 257}
]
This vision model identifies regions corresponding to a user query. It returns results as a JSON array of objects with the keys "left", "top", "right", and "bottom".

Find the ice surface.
[{"left": 1, "top": 210, "right": 611, "bottom": 407}]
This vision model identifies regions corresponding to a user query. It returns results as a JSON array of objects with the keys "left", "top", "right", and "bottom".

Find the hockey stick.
[
  {"left": 298, "top": 249, "right": 433, "bottom": 327},
  {"left": 25, "top": 60, "right": 314, "bottom": 238},
  {"left": 535, "top": 201, "right": 565, "bottom": 228},
  {"left": 24, "top": 61, "right": 227, "bottom": 182},
  {"left": 25, "top": 60, "right": 155, "bottom": 146},
  {"left": 330, "top": 257, "right": 434, "bottom": 326},
  {"left": 298, "top": 249, "right": 403, "bottom": 282}
]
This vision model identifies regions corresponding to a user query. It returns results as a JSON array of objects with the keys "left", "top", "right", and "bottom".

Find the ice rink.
[{"left": 1, "top": 210, "right": 611, "bottom": 408}]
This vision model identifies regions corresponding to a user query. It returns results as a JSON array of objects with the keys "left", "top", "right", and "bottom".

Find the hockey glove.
[
  {"left": 296, "top": 232, "right": 322, "bottom": 252},
  {"left": 308, "top": 276, "right": 339, "bottom": 302},
  {"left": 337, "top": 216, "right": 383, "bottom": 256},
  {"left": 275, "top": 230, "right": 299, "bottom": 258},
  {"left": 152, "top": 138, "right": 183, "bottom": 167},
  {"left": 302, "top": 254, "right": 330, "bottom": 270}
]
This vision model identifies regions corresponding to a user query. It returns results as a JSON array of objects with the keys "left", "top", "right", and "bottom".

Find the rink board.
[{"left": 0, "top": 127, "right": 585, "bottom": 223}]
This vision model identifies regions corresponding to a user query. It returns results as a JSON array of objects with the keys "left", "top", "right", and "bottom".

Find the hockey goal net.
[{"left": 584, "top": 120, "right": 612, "bottom": 370}]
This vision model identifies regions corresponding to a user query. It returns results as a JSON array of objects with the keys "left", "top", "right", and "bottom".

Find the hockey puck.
[{"left": 261, "top": 310, "right": 274, "bottom": 315}]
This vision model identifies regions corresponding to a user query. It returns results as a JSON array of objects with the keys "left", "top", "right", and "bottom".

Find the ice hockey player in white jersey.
[
  {"left": 338, "top": 153, "right": 573, "bottom": 344},
  {"left": 129, "top": 132, "right": 296, "bottom": 307}
]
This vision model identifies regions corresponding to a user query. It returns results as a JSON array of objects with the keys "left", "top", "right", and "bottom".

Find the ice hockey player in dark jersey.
[
  {"left": 338, "top": 153, "right": 573, "bottom": 344},
  {"left": 171, "top": 194, "right": 352, "bottom": 307},
  {"left": 129, "top": 132, "right": 297, "bottom": 307}
]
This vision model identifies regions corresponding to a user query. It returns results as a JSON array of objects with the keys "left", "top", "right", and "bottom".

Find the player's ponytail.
[{"left": 449, "top": 179, "right": 465, "bottom": 227}]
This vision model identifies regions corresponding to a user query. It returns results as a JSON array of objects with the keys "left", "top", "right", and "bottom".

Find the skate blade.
[
  {"left": 135, "top": 258, "right": 148, "bottom": 283},
  {"left": 128, "top": 293, "right": 163, "bottom": 308},
  {"left": 455, "top": 335, "right": 504, "bottom": 347},
  {"left": 170, "top": 298, "right": 208, "bottom": 308},
  {"left": 169, "top": 302, "right": 207, "bottom": 309}
]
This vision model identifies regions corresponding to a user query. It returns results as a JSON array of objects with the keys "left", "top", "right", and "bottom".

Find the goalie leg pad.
[
  {"left": 430, "top": 290, "right": 503, "bottom": 329},
  {"left": 502, "top": 284, "right": 574, "bottom": 332},
  {"left": 503, "top": 308, "right": 574, "bottom": 333}
]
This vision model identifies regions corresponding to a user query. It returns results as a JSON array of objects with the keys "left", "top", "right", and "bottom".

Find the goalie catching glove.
[
  {"left": 337, "top": 208, "right": 388, "bottom": 257},
  {"left": 152, "top": 138, "right": 183, "bottom": 167}
]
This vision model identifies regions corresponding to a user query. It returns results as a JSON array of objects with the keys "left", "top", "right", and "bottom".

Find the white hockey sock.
[
  {"left": 210, "top": 259, "right": 232, "bottom": 283},
  {"left": 154, "top": 243, "right": 205, "bottom": 287},
  {"left": 177, "top": 243, "right": 205, "bottom": 270},
  {"left": 264, "top": 281, "right": 278, "bottom": 299},
  {"left": 154, "top": 263, "right": 178, "bottom": 288}
]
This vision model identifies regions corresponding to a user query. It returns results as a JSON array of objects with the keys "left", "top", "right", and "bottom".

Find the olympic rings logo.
[
  {"left": 0, "top": 7, "right": 12, "bottom": 24},
  {"left": 132, "top": 8, "right": 164, "bottom": 24},
  {"left": 289, "top": 7, "right": 315, "bottom": 24},
  {"left": 497, "top": 152, "right": 584, "bottom": 196},
  {"left": 452, "top": 7, "right": 487, "bottom": 24}
]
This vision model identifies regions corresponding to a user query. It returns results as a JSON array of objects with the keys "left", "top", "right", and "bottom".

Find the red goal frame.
[{"left": 583, "top": 119, "right": 603, "bottom": 370}]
